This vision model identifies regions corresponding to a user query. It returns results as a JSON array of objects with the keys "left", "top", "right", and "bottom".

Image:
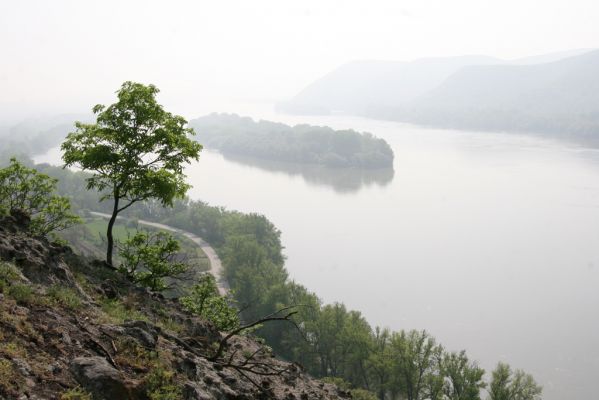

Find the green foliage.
[
  {"left": 7, "top": 283, "right": 34, "bottom": 305},
  {"left": 61, "top": 81, "right": 202, "bottom": 265},
  {"left": 47, "top": 285, "right": 83, "bottom": 310},
  {"left": 118, "top": 230, "right": 189, "bottom": 292},
  {"left": 0, "top": 158, "right": 80, "bottom": 235},
  {"left": 30, "top": 196, "right": 81, "bottom": 236},
  {"left": 100, "top": 298, "right": 148, "bottom": 324},
  {"left": 190, "top": 113, "right": 394, "bottom": 168},
  {"left": 114, "top": 337, "right": 158, "bottom": 371},
  {"left": 321, "top": 376, "right": 352, "bottom": 390},
  {"left": 143, "top": 366, "right": 181, "bottom": 400},
  {"left": 350, "top": 389, "right": 378, "bottom": 400},
  {"left": 0, "top": 262, "right": 21, "bottom": 293},
  {"left": 489, "top": 363, "right": 542, "bottom": 400},
  {"left": 441, "top": 351, "right": 486, "bottom": 400},
  {"left": 180, "top": 274, "right": 239, "bottom": 331}
]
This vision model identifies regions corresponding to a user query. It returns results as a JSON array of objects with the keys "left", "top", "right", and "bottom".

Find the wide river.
[{"left": 36, "top": 106, "right": 599, "bottom": 400}]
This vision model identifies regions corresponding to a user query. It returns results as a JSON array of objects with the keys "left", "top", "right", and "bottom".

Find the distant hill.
[
  {"left": 398, "top": 49, "right": 599, "bottom": 143},
  {"left": 279, "top": 49, "right": 599, "bottom": 143},
  {"left": 277, "top": 55, "right": 500, "bottom": 115},
  {"left": 0, "top": 113, "right": 91, "bottom": 156},
  {"left": 189, "top": 113, "right": 394, "bottom": 168}
]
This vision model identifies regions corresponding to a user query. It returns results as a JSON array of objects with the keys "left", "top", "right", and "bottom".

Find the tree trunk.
[{"left": 106, "top": 194, "right": 120, "bottom": 267}]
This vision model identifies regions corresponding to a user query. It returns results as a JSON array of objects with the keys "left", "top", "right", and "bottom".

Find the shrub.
[
  {"left": 0, "top": 263, "right": 21, "bottom": 293},
  {"left": 118, "top": 231, "right": 189, "bottom": 292},
  {"left": 0, "top": 158, "right": 80, "bottom": 236},
  {"left": 180, "top": 274, "right": 239, "bottom": 331},
  {"left": 143, "top": 366, "right": 181, "bottom": 400},
  {"left": 7, "top": 284, "right": 34, "bottom": 305}
]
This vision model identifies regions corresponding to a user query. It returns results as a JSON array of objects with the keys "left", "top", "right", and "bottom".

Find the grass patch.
[
  {"left": 0, "top": 262, "right": 21, "bottom": 283},
  {"left": 60, "top": 386, "right": 92, "bottom": 400},
  {"left": 0, "top": 262, "right": 22, "bottom": 294},
  {"left": 7, "top": 283, "right": 35, "bottom": 305},
  {"left": 143, "top": 366, "right": 182, "bottom": 400},
  {"left": 99, "top": 298, "right": 148, "bottom": 324},
  {"left": 114, "top": 337, "right": 158, "bottom": 372},
  {"left": 47, "top": 286, "right": 83, "bottom": 310},
  {"left": 155, "top": 317, "right": 184, "bottom": 335},
  {"left": 0, "top": 358, "right": 22, "bottom": 396},
  {"left": 0, "top": 342, "right": 26, "bottom": 359}
]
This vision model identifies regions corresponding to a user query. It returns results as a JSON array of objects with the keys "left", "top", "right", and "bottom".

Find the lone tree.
[{"left": 62, "top": 81, "right": 202, "bottom": 266}]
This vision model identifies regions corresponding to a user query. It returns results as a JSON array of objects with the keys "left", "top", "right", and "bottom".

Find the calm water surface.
[{"left": 36, "top": 108, "right": 599, "bottom": 400}]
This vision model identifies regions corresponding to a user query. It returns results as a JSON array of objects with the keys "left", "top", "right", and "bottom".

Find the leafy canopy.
[
  {"left": 489, "top": 363, "right": 542, "bottom": 400},
  {"left": 180, "top": 274, "right": 239, "bottom": 331},
  {"left": 61, "top": 81, "right": 202, "bottom": 209},
  {"left": 0, "top": 158, "right": 80, "bottom": 236},
  {"left": 118, "top": 230, "right": 189, "bottom": 292}
]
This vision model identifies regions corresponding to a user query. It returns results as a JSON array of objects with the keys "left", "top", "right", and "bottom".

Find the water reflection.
[{"left": 220, "top": 153, "right": 395, "bottom": 193}]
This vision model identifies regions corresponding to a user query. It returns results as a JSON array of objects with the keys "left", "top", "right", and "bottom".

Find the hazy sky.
[{"left": 1, "top": 0, "right": 598, "bottom": 121}]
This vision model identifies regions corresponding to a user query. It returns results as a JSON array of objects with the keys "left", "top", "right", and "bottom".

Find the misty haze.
[{"left": 1, "top": 2, "right": 598, "bottom": 400}]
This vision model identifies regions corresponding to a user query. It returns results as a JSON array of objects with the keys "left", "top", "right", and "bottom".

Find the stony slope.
[{"left": 0, "top": 211, "right": 348, "bottom": 400}]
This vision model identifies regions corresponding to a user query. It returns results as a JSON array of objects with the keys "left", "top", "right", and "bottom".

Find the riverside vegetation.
[{"left": 0, "top": 82, "right": 542, "bottom": 399}]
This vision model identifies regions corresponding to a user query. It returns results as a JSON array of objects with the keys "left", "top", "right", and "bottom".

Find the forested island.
[{"left": 189, "top": 113, "right": 394, "bottom": 168}]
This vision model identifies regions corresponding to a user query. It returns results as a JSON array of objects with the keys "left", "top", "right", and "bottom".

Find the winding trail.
[{"left": 89, "top": 211, "right": 229, "bottom": 295}]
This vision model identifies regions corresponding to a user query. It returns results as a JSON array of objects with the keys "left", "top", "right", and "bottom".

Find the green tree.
[
  {"left": 441, "top": 350, "right": 486, "bottom": 400},
  {"left": 0, "top": 157, "right": 80, "bottom": 236},
  {"left": 180, "top": 274, "right": 239, "bottom": 331},
  {"left": 61, "top": 81, "right": 202, "bottom": 266},
  {"left": 367, "top": 327, "right": 393, "bottom": 400},
  {"left": 488, "top": 363, "right": 542, "bottom": 400},
  {"left": 118, "top": 230, "right": 189, "bottom": 291},
  {"left": 390, "top": 330, "right": 443, "bottom": 400}
]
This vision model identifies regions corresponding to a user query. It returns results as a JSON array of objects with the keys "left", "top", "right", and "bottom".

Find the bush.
[
  {"left": 143, "top": 366, "right": 181, "bottom": 400},
  {"left": 0, "top": 263, "right": 21, "bottom": 293},
  {"left": 118, "top": 231, "right": 189, "bottom": 292},
  {"left": 0, "top": 157, "right": 80, "bottom": 236},
  {"left": 180, "top": 274, "right": 239, "bottom": 331},
  {"left": 7, "top": 284, "right": 34, "bottom": 305}
]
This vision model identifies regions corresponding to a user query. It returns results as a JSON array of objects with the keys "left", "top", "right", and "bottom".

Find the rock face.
[
  {"left": 70, "top": 357, "right": 132, "bottom": 399},
  {"left": 0, "top": 214, "right": 349, "bottom": 400}
]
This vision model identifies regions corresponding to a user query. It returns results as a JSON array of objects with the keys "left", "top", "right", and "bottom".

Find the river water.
[{"left": 35, "top": 107, "right": 599, "bottom": 400}]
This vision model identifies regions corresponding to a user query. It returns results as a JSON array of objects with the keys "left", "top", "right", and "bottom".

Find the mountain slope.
[
  {"left": 277, "top": 55, "right": 501, "bottom": 115},
  {"left": 403, "top": 49, "right": 599, "bottom": 140},
  {"left": 0, "top": 211, "right": 348, "bottom": 400}
]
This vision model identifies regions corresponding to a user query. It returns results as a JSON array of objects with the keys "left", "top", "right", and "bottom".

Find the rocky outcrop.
[
  {"left": 70, "top": 357, "right": 133, "bottom": 399},
  {"left": 0, "top": 214, "right": 348, "bottom": 399}
]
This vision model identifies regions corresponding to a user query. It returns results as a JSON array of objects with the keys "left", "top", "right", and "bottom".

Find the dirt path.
[{"left": 89, "top": 211, "right": 229, "bottom": 295}]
